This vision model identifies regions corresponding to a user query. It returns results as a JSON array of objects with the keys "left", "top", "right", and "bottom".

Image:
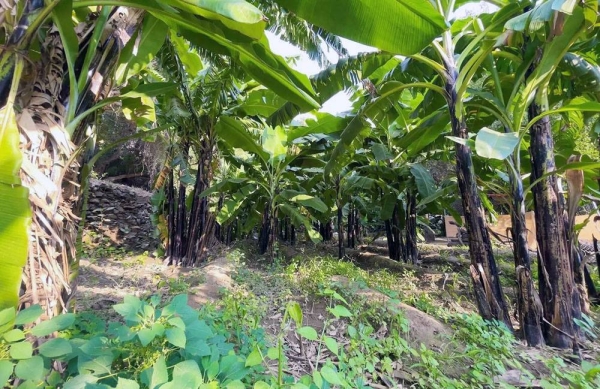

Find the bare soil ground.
[{"left": 73, "top": 237, "right": 600, "bottom": 386}]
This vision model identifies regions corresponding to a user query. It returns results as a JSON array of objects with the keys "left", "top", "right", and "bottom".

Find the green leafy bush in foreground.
[
  {"left": 0, "top": 294, "right": 268, "bottom": 388},
  {"left": 2, "top": 290, "right": 600, "bottom": 388}
]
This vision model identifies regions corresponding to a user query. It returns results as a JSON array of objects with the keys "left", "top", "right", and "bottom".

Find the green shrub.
[{"left": 0, "top": 294, "right": 268, "bottom": 388}]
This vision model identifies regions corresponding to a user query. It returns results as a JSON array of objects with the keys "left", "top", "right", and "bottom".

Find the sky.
[{"left": 265, "top": 1, "right": 496, "bottom": 115}]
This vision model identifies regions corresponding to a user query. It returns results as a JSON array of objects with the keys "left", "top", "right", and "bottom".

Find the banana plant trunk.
[
  {"left": 347, "top": 202, "right": 354, "bottom": 248},
  {"left": 385, "top": 204, "right": 404, "bottom": 262},
  {"left": 12, "top": 6, "right": 145, "bottom": 316},
  {"left": 171, "top": 143, "right": 190, "bottom": 264},
  {"left": 508, "top": 164, "right": 544, "bottom": 346},
  {"left": 528, "top": 103, "right": 580, "bottom": 349},
  {"left": 406, "top": 191, "right": 418, "bottom": 264},
  {"left": 216, "top": 194, "right": 224, "bottom": 242},
  {"left": 354, "top": 209, "right": 361, "bottom": 244},
  {"left": 291, "top": 224, "right": 296, "bottom": 246},
  {"left": 259, "top": 202, "right": 271, "bottom": 255},
  {"left": 182, "top": 140, "right": 217, "bottom": 266},
  {"left": 336, "top": 176, "right": 344, "bottom": 259},
  {"left": 445, "top": 64, "right": 512, "bottom": 329}
]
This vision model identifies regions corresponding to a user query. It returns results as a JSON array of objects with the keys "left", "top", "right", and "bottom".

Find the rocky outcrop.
[{"left": 85, "top": 179, "right": 158, "bottom": 252}]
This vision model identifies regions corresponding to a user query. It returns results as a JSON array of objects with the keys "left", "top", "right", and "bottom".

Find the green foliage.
[
  {"left": 275, "top": 0, "right": 447, "bottom": 56},
  {"left": 0, "top": 295, "right": 269, "bottom": 388},
  {"left": 82, "top": 231, "right": 127, "bottom": 262},
  {"left": 0, "top": 105, "right": 31, "bottom": 311},
  {"left": 284, "top": 255, "right": 397, "bottom": 295}
]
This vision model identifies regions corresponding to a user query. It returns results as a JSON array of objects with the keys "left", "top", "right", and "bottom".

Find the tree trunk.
[
  {"left": 583, "top": 266, "right": 597, "bottom": 302},
  {"left": 385, "top": 220, "right": 396, "bottom": 260},
  {"left": 172, "top": 143, "right": 189, "bottom": 263},
  {"left": 354, "top": 208, "right": 362, "bottom": 244},
  {"left": 509, "top": 164, "right": 544, "bottom": 346},
  {"left": 291, "top": 224, "right": 296, "bottom": 246},
  {"left": 259, "top": 203, "right": 270, "bottom": 255},
  {"left": 270, "top": 207, "right": 277, "bottom": 260},
  {"left": 19, "top": 7, "right": 146, "bottom": 315},
  {"left": 406, "top": 192, "right": 418, "bottom": 264},
  {"left": 337, "top": 203, "right": 344, "bottom": 259},
  {"left": 182, "top": 141, "right": 216, "bottom": 266},
  {"left": 529, "top": 103, "right": 581, "bottom": 349},
  {"left": 445, "top": 64, "right": 512, "bottom": 329},
  {"left": 167, "top": 170, "right": 176, "bottom": 263},
  {"left": 347, "top": 202, "right": 354, "bottom": 248},
  {"left": 216, "top": 194, "right": 224, "bottom": 242},
  {"left": 594, "top": 236, "right": 600, "bottom": 281},
  {"left": 386, "top": 204, "right": 403, "bottom": 262}
]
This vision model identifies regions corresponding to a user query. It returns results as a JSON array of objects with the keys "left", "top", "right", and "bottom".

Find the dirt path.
[{"left": 73, "top": 254, "right": 235, "bottom": 314}]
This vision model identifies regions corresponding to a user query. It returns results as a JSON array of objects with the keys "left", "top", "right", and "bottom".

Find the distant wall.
[
  {"left": 85, "top": 179, "right": 158, "bottom": 252},
  {"left": 444, "top": 212, "right": 600, "bottom": 249}
]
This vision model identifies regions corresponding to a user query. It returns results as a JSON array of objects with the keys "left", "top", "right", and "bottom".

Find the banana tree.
[
  {"left": 462, "top": 0, "right": 600, "bottom": 348},
  {"left": 0, "top": 0, "right": 321, "bottom": 313},
  {"left": 277, "top": 0, "right": 523, "bottom": 329},
  {"left": 215, "top": 117, "right": 330, "bottom": 256}
]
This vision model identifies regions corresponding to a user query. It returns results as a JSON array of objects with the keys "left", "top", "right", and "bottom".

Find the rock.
[{"left": 330, "top": 275, "right": 452, "bottom": 349}]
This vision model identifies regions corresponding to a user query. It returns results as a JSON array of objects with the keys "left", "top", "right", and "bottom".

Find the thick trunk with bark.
[
  {"left": 354, "top": 209, "right": 361, "bottom": 244},
  {"left": 509, "top": 167, "right": 544, "bottom": 346},
  {"left": 445, "top": 64, "right": 512, "bottom": 328},
  {"left": 337, "top": 203, "right": 344, "bottom": 259},
  {"left": 290, "top": 224, "right": 296, "bottom": 246},
  {"left": 172, "top": 143, "right": 190, "bottom": 263},
  {"left": 259, "top": 202, "right": 270, "bottom": 255},
  {"left": 16, "top": 7, "right": 145, "bottom": 315},
  {"left": 182, "top": 141, "right": 216, "bottom": 266},
  {"left": 167, "top": 171, "right": 176, "bottom": 261},
  {"left": 347, "top": 202, "right": 354, "bottom": 248},
  {"left": 406, "top": 192, "right": 418, "bottom": 264},
  {"left": 529, "top": 104, "right": 579, "bottom": 349},
  {"left": 385, "top": 204, "right": 403, "bottom": 262}
]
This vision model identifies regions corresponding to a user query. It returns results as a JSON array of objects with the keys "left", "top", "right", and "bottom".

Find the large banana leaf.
[
  {"left": 115, "top": 14, "right": 170, "bottom": 84},
  {"left": 217, "top": 184, "right": 258, "bottom": 225},
  {"left": 75, "top": 0, "right": 320, "bottom": 110},
  {"left": 410, "top": 164, "right": 437, "bottom": 199},
  {"left": 324, "top": 81, "right": 446, "bottom": 176},
  {"left": 0, "top": 107, "right": 31, "bottom": 310},
  {"left": 509, "top": 4, "right": 586, "bottom": 130},
  {"left": 278, "top": 204, "right": 322, "bottom": 243},
  {"left": 261, "top": 126, "right": 288, "bottom": 163},
  {"left": 287, "top": 112, "right": 351, "bottom": 142},
  {"left": 267, "top": 51, "right": 403, "bottom": 125},
  {"left": 275, "top": 0, "right": 447, "bottom": 55},
  {"left": 162, "top": 0, "right": 266, "bottom": 39},
  {"left": 216, "top": 116, "right": 269, "bottom": 163}
]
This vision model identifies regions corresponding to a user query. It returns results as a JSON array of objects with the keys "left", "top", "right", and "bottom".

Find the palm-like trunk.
[
  {"left": 445, "top": 64, "right": 512, "bottom": 329},
  {"left": 347, "top": 202, "right": 354, "bottom": 248},
  {"left": 259, "top": 202, "right": 271, "bottom": 255},
  {"left": 405, "top": 191, "right": 418, "bottom": 264},
  {"left": 182, "top": 139, "right": 217, "bottom": 266},
  {"left": 528, "top": 103, "right": 579, "bottom": 349},
  {"left": 13, "top": 6, "right": 145, "bottom": 315},
  {"left": 337, "top": 204, "right": 344, "bottom": 259},
  {"left": 509, "top": 166, "right": 544, "bottom": 346},
  {"left": 385, "top": 203, "right": 404, "bottom": 262}
]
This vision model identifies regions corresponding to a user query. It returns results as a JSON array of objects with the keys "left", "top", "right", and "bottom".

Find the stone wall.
[{"left": 85, "top": 179, "right": 158, "bottom": 252}]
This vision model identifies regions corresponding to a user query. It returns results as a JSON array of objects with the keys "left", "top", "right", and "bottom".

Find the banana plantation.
[{"left": 3, "top": 0, "right": 600, "bottom": 387}]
